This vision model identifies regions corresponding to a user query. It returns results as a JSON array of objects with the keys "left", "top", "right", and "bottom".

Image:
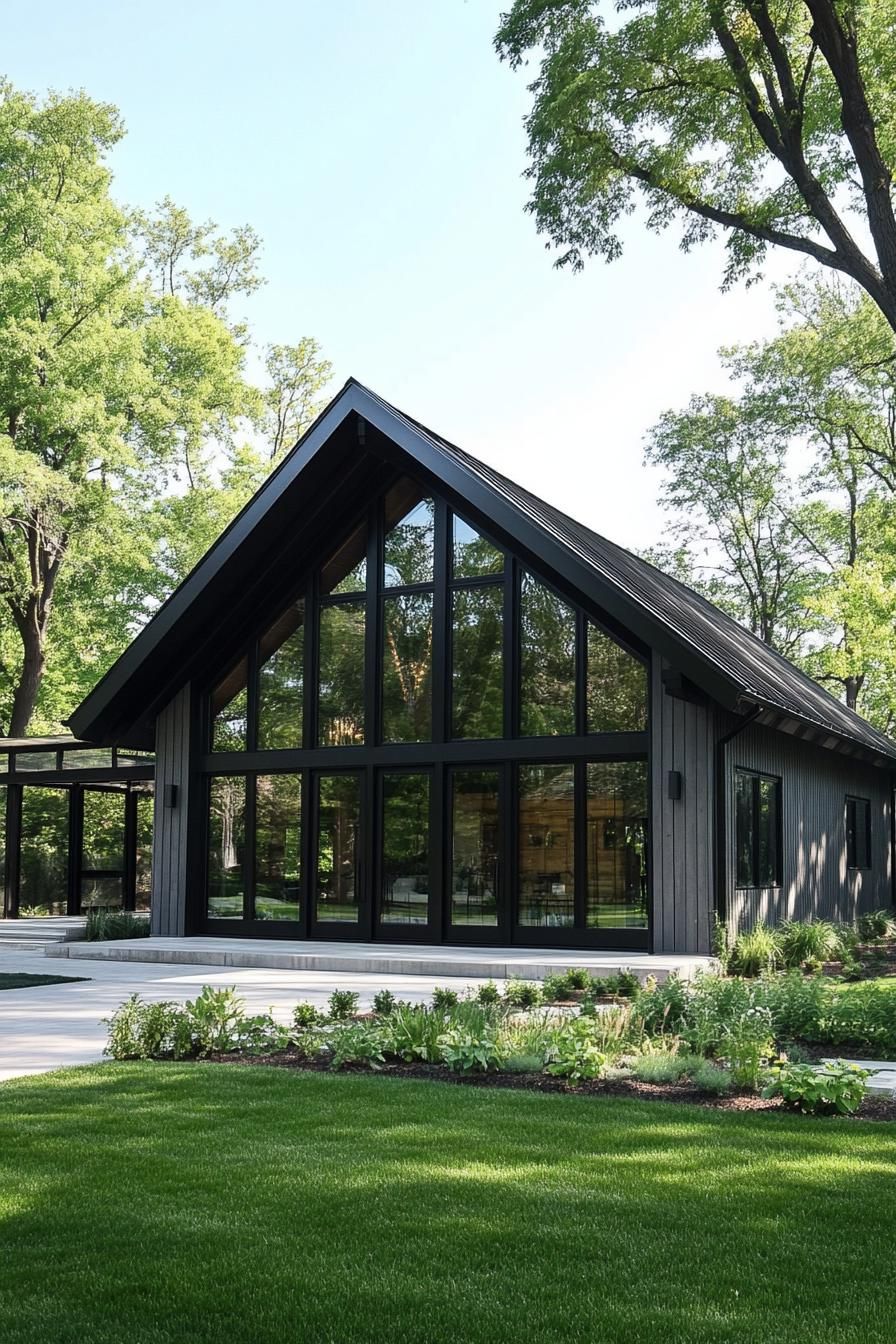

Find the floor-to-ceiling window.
[{"left": 202, "top": 474, "right": 649, "bottom": 946}]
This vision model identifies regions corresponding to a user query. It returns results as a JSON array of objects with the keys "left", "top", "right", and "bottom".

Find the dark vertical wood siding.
[
  {"left": 725, "top": 723, "right": 893, "bottom": 931},
  {"left": 650, "top": 655, "right": 716, "bottom": 954},
  {"left": 150, "top": 684, "right": 192, "bottom": 936}
]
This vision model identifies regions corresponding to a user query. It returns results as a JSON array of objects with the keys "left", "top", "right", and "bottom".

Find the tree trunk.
[{"left": 8, "top": 615, "right": 46, "bottom": 736}]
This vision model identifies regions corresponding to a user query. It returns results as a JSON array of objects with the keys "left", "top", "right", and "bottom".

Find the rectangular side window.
[
  {"left": 846, "top": 796, "right": 871, "bottom": 869},
  {"left": 735, "top": 769, "right": 781, "bottom": 888}
]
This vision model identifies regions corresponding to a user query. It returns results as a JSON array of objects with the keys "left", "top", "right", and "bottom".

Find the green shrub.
[
  {"left": 185, "top": 986, "right": 246, "bottom": 1055},
  {"left": 293, "top": 1001, "right": 324, "bottom": 1030},
  {"left": 327, "top": 989, "right": 359, "bottom": 1021},
  {"left": 104, "top": 995, "right": 190, "bottom": 1060},
  {"left": 238, "top": 1013, "right": 290, "bottom": 1055},
  {"left": 630, "top": 1051, "right": 693, "bottom": 1084},
  {"left": 857, "top": 908, "right": 893, "bottom": 942},
  {"left": 634, "top": 975, "right": 691, "bottom": 1036},
  {"left": 85, "top": 910, "right": 150, "bottom": 941},
  {"left": 503, "top": 1052, "right": 544, "bottom": 1073},
  {"left": 754, "top": 970, "right": 830, "bottom": 1041},
  {"left": 763, "top": 1060, "right": 870, "bottom": 1114},
  {"left": 541, "top": 972, "right": 569, "bottom": 1001},
  {"left": 691, "top": 1060, "right": 733, "bottom": 1095},
  {"left": 437, "top": 1026, "right": 501, "bottom": 1073},
  {"left": 544, "top": 1018, "right": 610, "bottom": 1080},
  {"left": 327, "top": 1022, "right": 388, "bottom": 1071},
  {"left": 719, "top": 1007, "right": 775, "bottom": 1090},
  {"left": 504, "top": 978, "right": 543, "bottom": 1009},
  {"left": 372, "top": 989, "right": 397, "bottom": 1016},
  {"left": 685, "top": 974, "right": 753, "bottom": 1055},
  {"left": 729, "top": 923, "right": 782, "bottom": 977},
  {"left": 823, "top": 982, "right": 896, "bottom": 1054},
  {"left": 614, "top": 970, "right": 641, "bottom": 998},
  {"left": 497, "top": 1012, "right": 553, "bottom": 1064},
  {"left": 431, "top": 986, "right": 460, "bottom": 1012},
  {"left": 475, "top": 980, "right": 501, "bottom": 1006},
  {"left": 387, "top": 1003, "right": 445, "bottom": 1062},
  {"left": 778, "top": 919, "right": 839, "bottom": 969}
]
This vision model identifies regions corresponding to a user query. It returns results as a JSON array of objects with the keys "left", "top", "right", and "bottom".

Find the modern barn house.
[{"left": 39, "top": 380, "right": 896, "bottom": 954}]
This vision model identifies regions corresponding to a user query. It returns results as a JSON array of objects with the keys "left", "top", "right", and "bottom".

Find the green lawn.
[
  {"left": 0, "top": 973, "right": 87, "bottom": 991},
  {"left": 1, "top": 1066, "right": 894, "bottom": 1344}
]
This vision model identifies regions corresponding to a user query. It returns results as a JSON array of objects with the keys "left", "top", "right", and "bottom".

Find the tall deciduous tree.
[
  {"left": 496, "top": 0, "right": 896, "bottom": 332},
  {"left": 0, "top": 81, "right": 331, "bottom": 735},
  {"left": 647, "top": 279, "right": 896, "bottom": 725}
]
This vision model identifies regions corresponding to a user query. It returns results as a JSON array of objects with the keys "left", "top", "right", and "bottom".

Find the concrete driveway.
[{"left": 0, "top": 948, "right": 493, "bottom": 1083}]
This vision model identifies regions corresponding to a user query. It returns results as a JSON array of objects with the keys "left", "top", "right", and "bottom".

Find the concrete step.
[
  {"left": 0, "top": 918, "right": 86, "bottom": 947},
  {"left": 0, "top": 940, "right": 65, "bottom": 953},
  {"left": 46, "top": 935, "right": 715, "bottom": 983}
]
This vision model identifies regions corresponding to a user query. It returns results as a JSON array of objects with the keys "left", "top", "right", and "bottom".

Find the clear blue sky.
[{"left": 5, "top": 1, "right": 797, "bottom": 548}]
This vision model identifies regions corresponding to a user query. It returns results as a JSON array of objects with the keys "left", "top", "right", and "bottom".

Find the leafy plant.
[
  {"left": 238, "top": 1013, "right": 290, "bottom": 1055},
  {"left": 475, "top": 980, "right": 501, "bottom": 1006},
  {"left": 387, "top": 1004, "right": 445, "bottom": 1063},
  {"left": 104, "top": 996, "right": 191, "bottom": 1060},
  {"left": 327, "top": 1022, "right": 388, "bottom": 1072},
  {"left": 504, "top": 978, "right": 543, "bottom": 1009},
  {"left": 690, "top": 1061, "right": 733, "bottom": 1096},
  {"left": 630, "top": 1051, "right": 694, "bottom": 1084},
  {"left": 185, "top": 986, "right": 247, "bottom": 1055},
  {"left": 778, "top": 919, "right": 839, "bottom": 969},
  {"left": 729, "top": 923, "right": 782, "bottom": 978},
  {"left": 372, "top": 989, "right": 397, "bottom": 1016},
  {"left": 85, "top": 911, "right": 150, "bottom": 942},
  {"left": 857, "top": 909, "right": 893, "bottom": 942},
  {"left": 763, "top": 1060, "right": 870, "bottom": 1115},
  {"left": 634, "top": 975, "right": 691, "bottom": 1037},
  {"left": 711, "top": 915, "right": 731, "bottom": 974},
  {"left": 327, "top": 990, "right": 359, "bottom": 1021},
  {"left": 719, "top": 1008, "right": 775, "bottom": 1090},
  {"left": 544, "top": 1018, "right": 610, "bottom": 1081},
  {"left": 503, "top": 1052, "right": 544, "bottom": 1074},
  {"left": 293, "top": 1001, "right": 324, "bottom": 1030},
  {"left": 431, "top": 986, "right": 460, "bottom": 1012},
  {"left": 614, "top": 971, "right": 641, "bottom": 999},
  {"left": 437, "top": 1026, "right": 502, "bottom": 1073}
]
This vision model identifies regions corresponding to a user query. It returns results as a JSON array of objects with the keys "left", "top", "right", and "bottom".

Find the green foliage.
[
  {"left": 386, "top": 1003, "right": 446, "bottom": 1063},
  {"left": 858, "top": 908, "right": 894, "bottom": 942},
  {"left": 504, "top": 978, "right": 543, "bottom": 1009},
  {"left": 712, "top": 916, "right": 731, "bottom": 974},
  {"left": 544, "top": 1017, "right": 610, "bottom": 1080},
  {"left": 542, "top": 968, "right": 591, "bottom": 1000},
  {"left": 184, "top": 986, "right": 246, "bottom": 1055},
  {"left": 327, "top": 990, "right": 359, "bottom": 1021},
  {"left": 824, "top": 983, "right": 896, "bottom": 1054},
  {"left": 754, "top": 972, "right": 831, "bottom": 1042},
  {"left": 634, "top": 974, "right": 691, "bottom": 1037},
  {"left": 431, "top": 986, "right": 460, "bottom": 1012},
  {"left": 475, "top": 980, "right": 501, "bottom": 1006},
  {"left": 495, "top": 2, "right": 896, "bottom": 332},
  {"left": 719, "top": 1008, "right": 776, "bottom": 1090},
  {"left": 778, "top": 919, "right": 840, "bottom": 969},
  {"left": 437, "top": 1025, "right": 502, "bottom": 1073},
  {"left": 764, "top": 1060, "right": 870, "bottom": 1115},
  {"left": 104, "top": 996, "right": 185, "bottom": 1061},
  {"left": 502, "top": 1053, "right": 544, "bottom": 1074},
  {"left": 730, "top": 924, "right": 783, "bottom": 978},
  {"left": 327, "top": 1022, "right": 388, "bottom": 1072},
  {"left": 237, "top": 1013, "right": 291, "bottom": 1056},
  {"left": 84, "top": 911, "right": 150, "bottom": 941},
  {"left": 690, "top": 1060, "right": 734, "bottom": 1096},
  {"left": 293, "top": 1001, "right": 324, "bottom": 1030},
  {"left": 630, "top": 1051, "right": 696, "bottom": 1085},
  {"left": 372, "top": 989, "right": 398, "bottom": 1016}
]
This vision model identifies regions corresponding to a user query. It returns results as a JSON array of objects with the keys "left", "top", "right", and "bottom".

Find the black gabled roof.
[{"left": 69, "top": 378, "right": 896, "bottom": 764}]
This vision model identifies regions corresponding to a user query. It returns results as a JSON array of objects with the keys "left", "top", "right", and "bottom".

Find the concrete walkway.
[{"left": 0, "top": 947, "right": 499, "bottom": 1083}]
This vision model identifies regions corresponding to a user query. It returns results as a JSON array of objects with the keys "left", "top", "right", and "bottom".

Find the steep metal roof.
[{"left": 70, "top": 377, "right": 896, "bottom": 764}]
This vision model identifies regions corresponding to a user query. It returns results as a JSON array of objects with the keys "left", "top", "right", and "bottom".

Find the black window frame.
[
  {"left": 734, "top": 768, "right": 782, "bottom": 890},
  {"left": 846, "top": 795, "right": 872, "bottom": 870}
]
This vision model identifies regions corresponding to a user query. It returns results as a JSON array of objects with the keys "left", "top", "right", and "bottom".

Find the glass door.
[
  {"left": 79, "top": 787, "right": 126, "bottom": 912},
  {"left": 446, "top": 767, "right": 504, "bottom": 942},
  {"left": 377, "top": 771, "right": 433, "bottom": 939},
  {"left": 311, "top": 772, "right": 365, "bottom": 938}
]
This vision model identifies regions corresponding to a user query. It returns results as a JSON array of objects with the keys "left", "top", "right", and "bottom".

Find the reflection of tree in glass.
[
  {"left": 318, "top": 604, "right": 365, "bottom": 746},
  {"left": 211, "top": 659, "right": 249, "bottom": 752},
  {"left": 520, "top": 574, "right": 576, "bottom": 736},
  {"left": 452, "top": 587, "right": 503, "bottom": 739},
  {"left": 453, "top": 517, "right": 503, "bottom": 578},
  {"left": 383, "top": 501, "right": 434, "bottom": 587},
  {"left": 208, "top": 776, "right": 245, "bottom": 917},
  {"left": 587, "top": 625, "right": 647, "bottom": 732},
  {"left": 255, "top": 773, "right": 301, "bottom": 919},
  {"left": 258, "top": 612, "right": 304, "bottom": 750},
  {"left": 383, "top": 595, "right": 432, "bottom": 741},
  {"left": 18, "top": 787, "right": 69, "bottom": 915}
]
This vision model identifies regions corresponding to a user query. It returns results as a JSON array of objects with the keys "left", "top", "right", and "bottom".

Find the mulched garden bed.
[{"left": 200, "top": 1048, "right": 896, "bottom": 1122}]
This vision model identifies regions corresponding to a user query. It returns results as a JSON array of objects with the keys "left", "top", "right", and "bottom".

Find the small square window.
[{"left": 846, "top": 797, "right": 872, "bottom": 870}]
